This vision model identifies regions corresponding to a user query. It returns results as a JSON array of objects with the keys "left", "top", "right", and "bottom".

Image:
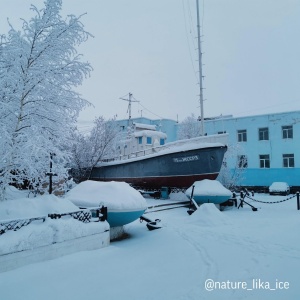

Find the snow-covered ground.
[
  {"left": 0, "top": 192, "right": 300, "bottom": 300},
  {"left": 0, "top": 187, "right": 109, "bottom": 256}
]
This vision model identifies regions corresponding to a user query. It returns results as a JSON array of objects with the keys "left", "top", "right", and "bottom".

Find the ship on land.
[
  {"left": 90, "top": 122, "right": 228, "bottom": 190},
  {"left": 90, "top": 0, "right": 227, "bottom": 191}
]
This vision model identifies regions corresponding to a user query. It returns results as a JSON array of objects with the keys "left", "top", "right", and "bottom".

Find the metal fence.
[{"left": 0, "top": 207, "right": 107, "bottom": 236}]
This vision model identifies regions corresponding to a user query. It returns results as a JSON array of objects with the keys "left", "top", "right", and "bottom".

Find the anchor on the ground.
[
  {"left": 238, "top": 191, "right": 258, "bottom": 211},
  {"left": 140, "top": 215, "right": 162, "bottom": 231}
]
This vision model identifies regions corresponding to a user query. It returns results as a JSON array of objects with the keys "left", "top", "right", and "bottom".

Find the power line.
[
  {"left": 128, "top": 94, "right": 164, "bottom": 119},
  {"left": 138, "top": 102, "right": 164, "bottom": 120},
  {"left": 182, "top": 0, "right": 199, "bottom": 84}
]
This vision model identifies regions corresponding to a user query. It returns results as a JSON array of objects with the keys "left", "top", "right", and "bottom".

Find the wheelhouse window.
[
  {"left": 259, "top": 154, "right": 270, "bottom": 168},
  {"left": 138, "top": 137, "right": 143, "bottom": 144},
  {"left": 146, "top": 137, "right": 152, "bottom": 145},
  {"left": 237, "top": 155, "right": 248, "bottom": 168},
  {"left": 282, "top": 125, "right": 293, "bottom": 139},
  {"left": 259, "top": 127, "right": 269, "bottom": 140},
  {"left": 160, "top": 138, "right": 165, "bottom": 146},
  {"left": 283, "top": 154, "right": 294, "bottom": 168},
  {"left": 237, "top": 130, "right": 247, "bottom": 142}
]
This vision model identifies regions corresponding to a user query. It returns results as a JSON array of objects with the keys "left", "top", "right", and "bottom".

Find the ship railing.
[
  {"left": 164, "top": 133, "right": 228, "bottom": 148},
  {"left": 102, "top": 133, "right": 228, "bottom": 163}
]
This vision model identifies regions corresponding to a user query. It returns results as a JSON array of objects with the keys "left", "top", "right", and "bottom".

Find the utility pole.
[{"left": 196, "top": 0, "right": 205, "bottom": 136}]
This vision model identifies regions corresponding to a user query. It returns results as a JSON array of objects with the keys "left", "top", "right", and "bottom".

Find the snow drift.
[
  {"left": 0, "top": 186, "right": 80, "bottom": 221},
  {"left": 0, "top": 187, "right": 109, "bottom": 256},
  {"left": 189, "top": 203, "right": 232, "bottom": 226}
]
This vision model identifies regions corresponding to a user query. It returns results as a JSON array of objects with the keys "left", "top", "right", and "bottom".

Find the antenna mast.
[
  {"left": 120, "top": 93, "right": 139, "bottom": 125},
  {"left": 196, "top": 0, "right": 204, "bottom": 135}
]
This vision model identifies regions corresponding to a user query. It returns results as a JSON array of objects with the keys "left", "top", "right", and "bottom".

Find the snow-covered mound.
[
  {"left": 0, "top": 218, "right": 107, "bottom": 256},
  {"left": 65, "top": 180, "right": 147, "bottom": 211},
  {"left": 186, "top": 179, "right": 232, "bottom": 198},
  {"left": 4, "top": 186, "right": 28, "bottom": 201},
  {"left": 0, "top": 192, "right": 79, "bottom": 221},
  {"left": 0, "top": 189, "right": 109, "bottom": 256},
  {"left": 189, "top": 203, "right": 232, "bottom": 226}
]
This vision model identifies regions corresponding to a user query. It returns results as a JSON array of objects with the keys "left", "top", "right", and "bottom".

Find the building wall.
[{"left": 203, "top": 111, "right": 300, "bottom": 188}]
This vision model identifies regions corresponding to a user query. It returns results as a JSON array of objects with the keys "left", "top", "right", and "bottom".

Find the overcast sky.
[{"left": 1, "top": 0, "right": 300, "bottom": 130}]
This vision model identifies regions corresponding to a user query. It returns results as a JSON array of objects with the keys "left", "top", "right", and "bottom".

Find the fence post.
[
  {"left": 297, "top": 192, "right": 300, "bottom": 210},
  {"left": 100, "top": 206, "right": 107, "bottom": 222},
  {"left": 238, "top": 191, "right": 244, "bottom": 209}
]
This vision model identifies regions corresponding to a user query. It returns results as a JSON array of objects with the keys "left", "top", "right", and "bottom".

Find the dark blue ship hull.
[{"left": 90, "top": 145, "right": 227, "bottom": 189}]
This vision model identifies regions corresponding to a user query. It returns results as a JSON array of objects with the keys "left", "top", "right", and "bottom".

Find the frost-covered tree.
[
  {"left": 0, "top": 0, "right": 92, "bottom": 199},
  {"left": 70, "top": 117, "right": 120, "bottom": 182},
  {"left": 217, "top": 144, "right": 247, "bottom": 190},
  {"left": 177, "top": 114, "right": 201, "bottom": 140}
]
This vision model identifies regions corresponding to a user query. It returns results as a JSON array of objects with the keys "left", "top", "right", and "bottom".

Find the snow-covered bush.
[{"left": 70, "top": 116, "right": 120, "bottom": 182}]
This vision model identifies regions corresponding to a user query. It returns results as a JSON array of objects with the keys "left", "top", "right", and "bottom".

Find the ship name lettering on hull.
[{"left": 173, "top": 155, "right": 199, "bottom": 163}]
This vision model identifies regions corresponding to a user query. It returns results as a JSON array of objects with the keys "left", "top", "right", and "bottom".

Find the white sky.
[{"left": 1, "top": 0, "right": 300, "bottom": 128}]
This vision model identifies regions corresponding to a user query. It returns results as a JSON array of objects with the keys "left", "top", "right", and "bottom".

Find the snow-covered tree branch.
[
  {"left": 0, "top": 0, "right": 92, "bottom": 199},
  {"left": 177, "top": 113, "right": 201, "bottom": 140},
  {"left": 70, "top": 117, "right": 120, "bottom": 182},
  {"left": 217, "top": 144, "right": 247, "bottom": 190}
]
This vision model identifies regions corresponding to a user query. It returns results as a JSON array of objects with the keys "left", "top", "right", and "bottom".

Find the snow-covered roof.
[
  {"left": 133, "top": 123, "right": 156, "bottom": 131},
  {"left": 133, "top": 130, "right": 167, "bottom": 139}
]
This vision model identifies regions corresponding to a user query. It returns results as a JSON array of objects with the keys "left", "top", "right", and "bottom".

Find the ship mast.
[
  {"left": 196, "top": 0, "right": 204, "bottom": 135},
  {"left": 120, "top": 93, "right": 139, "bottom": 126}
]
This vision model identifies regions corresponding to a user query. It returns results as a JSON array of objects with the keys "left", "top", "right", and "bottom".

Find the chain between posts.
[
  {"left": 245, "top": 194, "right": 296, "bottom": 204},
  {"left": 240, "top": 191, "right": 300, "bottom": 211}
]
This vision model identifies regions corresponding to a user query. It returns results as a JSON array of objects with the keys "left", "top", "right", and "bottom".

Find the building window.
[
  {"left": 218, "top": 131, "right": 226, "bottom": 134},
  {"left": 237, "top": 130, "right": 247, "bottom": 142},
  {"left": 237, "top": 155, "right": 248, "bottom": 168},
  {"left": 259, "top": 127, "right": 269, "bottom": 140},
  {"left": 138, "top": 137, "right": 142, "bottom": 144},
  {"left": 282, "top": 125, "right": 293, "bottom": 139},
  {"left": 283, "top": 154, "right": 294, "bottom": 168},
  {"left": 146, "top": 137, "right": 152, "bottom": 145},
  {"left": 259, "top": 154, "right": 270, "bottom": 168},
  {"left": 160, "top": 138, "right": 165, "bottom": 146}
]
